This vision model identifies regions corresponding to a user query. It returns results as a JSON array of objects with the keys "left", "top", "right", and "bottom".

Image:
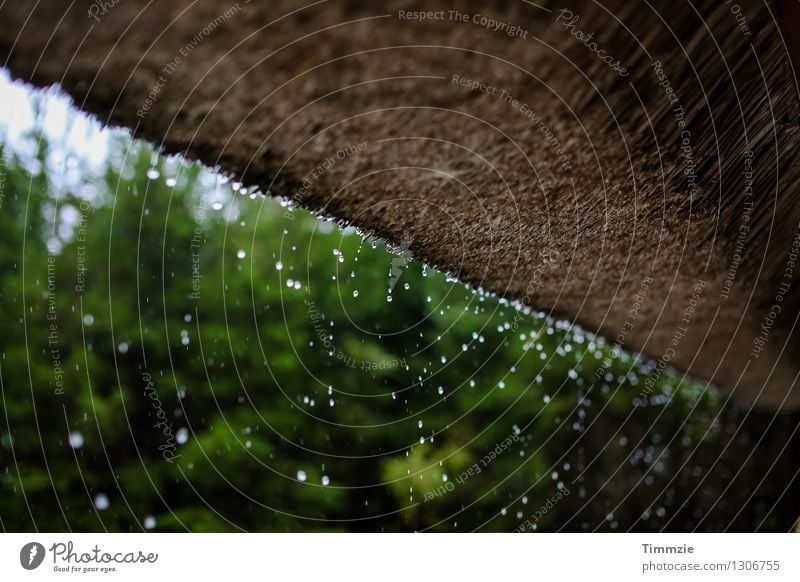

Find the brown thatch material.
[{"left": 2, "top": 0, "right": 798, "bottom": 408}]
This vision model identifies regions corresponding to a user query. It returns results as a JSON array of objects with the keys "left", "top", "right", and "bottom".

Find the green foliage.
[{"left": 0, "top": 123, "right": 779, "bottom": 532}]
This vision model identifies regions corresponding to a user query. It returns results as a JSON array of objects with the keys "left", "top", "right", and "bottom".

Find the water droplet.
[
  {"left": 146, "top": 168, "right": 160, "bottom": 180},
  {"left": 68, "top": 431, "right": 84, "bottom": 449},
  {"left": 144, "top": 515, "right": 156, "bottom": 529},
  {"left": 275, "top": 261, "right": 283, "bottom": 271},
  {"left": 352, "top": 290, "right": 359, "bottom": 298},
  {"left": 176, "top": 427, "right": 189, "bottom": 444},
  {"left": 117, "top": 342, "right": 129, "bottom": 354},
  {"left": 94, "top": 493, "right": 110, "bottom": 510},
  {"left": 297, "top": 470, "right": 307, "bottom": 482},
  {"left": 321, "top": 475, "right": 330, "bottom": 486},
  {"left": 386, "top": 295, "right": 392, "bottom": 302},
  {"left": 83, "top": 314, "right": 95, "bottom": 326},
  {"left": 236, "top": 249, "right": 246, "bottom": 259}
]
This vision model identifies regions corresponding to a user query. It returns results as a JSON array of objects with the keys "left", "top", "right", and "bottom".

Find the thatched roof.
[{"left": 2, "top": 0, "right": 798, "bottom": 408}]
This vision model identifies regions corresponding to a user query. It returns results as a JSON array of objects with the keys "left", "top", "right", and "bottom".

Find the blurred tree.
[{"left": 0, "top": 125, "right": 797, "bottom": 533}]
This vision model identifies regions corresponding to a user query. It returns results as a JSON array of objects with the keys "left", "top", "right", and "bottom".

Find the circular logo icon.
[{"left": 19, "top": 542, "right": 46, "bottom": 570}]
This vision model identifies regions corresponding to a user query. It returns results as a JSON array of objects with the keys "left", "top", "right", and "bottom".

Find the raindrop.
[
  {"left": 297, "top": 470, "right": 307, "bottom": 482},
  {"left": 144, "top": 516, "right": 156, "bottom": 529},
  {"left": 236, "top": 249, "right": 246, "bottom": 259},
  {"left": 68, "top": 431, "right": 84, "bottom": 449},
  {"left": 176, "top": 427, "right": 189, "bottom": 445},
  {"left": 94, "top": 493, "right": 110, "bottom": 511},
  {"left": 321, "top": 475, "right": 330, "bottom": 486}
]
